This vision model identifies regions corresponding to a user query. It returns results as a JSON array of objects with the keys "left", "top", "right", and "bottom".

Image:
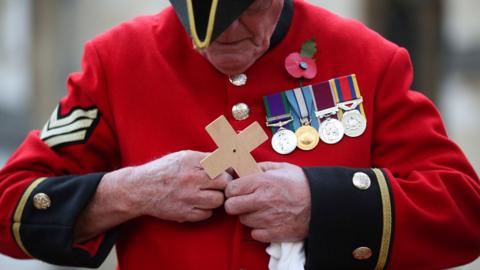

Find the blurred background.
[{"left": 0, "top": 0, "right": 478, "bottom": 269}]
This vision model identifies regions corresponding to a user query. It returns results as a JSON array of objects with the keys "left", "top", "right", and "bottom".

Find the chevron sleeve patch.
[{"left": 40, "top": 105, "right": 100, "bottom": 148}]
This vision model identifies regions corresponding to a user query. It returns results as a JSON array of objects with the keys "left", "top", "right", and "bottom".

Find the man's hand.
[
  {"left": 224, "top": 162, "right": 311, "bottom": 243},
  {"left": 75, "top": 150, "right": 229, "bottom": 243},
  {"left": 126, "top": 150, "right": 232, "bottom": 223}
]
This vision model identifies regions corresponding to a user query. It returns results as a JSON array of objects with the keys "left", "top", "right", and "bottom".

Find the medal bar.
[
  {"left": 287, "top": 88, "right": 320, "bottom": 151},
  {"left": 330, "top": 75, "right": 367, "bottom": 137},
  {"left": 263, "top": 92, "right": 298, "bottom": 155},
  {"left": 312, "top": 81, "right": 345, "bottom": 144}
]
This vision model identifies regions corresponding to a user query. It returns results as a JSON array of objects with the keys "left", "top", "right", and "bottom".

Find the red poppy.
[{"left": 285, "top": 52, "right": 317, "bottom": 79}]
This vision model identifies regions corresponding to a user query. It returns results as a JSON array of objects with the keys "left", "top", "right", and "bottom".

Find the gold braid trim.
[
  {"left": 373, "top": 169, "right": 393, "bottom": 270},
  {"left": 12, "top": 178, "right": 47, "bottom": 257},
  {"left": 186, "top": 0, "right": 219, "bottom": 49}
]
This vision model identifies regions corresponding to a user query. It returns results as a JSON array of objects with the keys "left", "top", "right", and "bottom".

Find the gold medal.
[{"left": 295, "top": 125, "right": 320, "bottom": 151}]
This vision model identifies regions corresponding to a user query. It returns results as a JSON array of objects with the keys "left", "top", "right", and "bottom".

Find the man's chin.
[
  {"left": 202, "top": 42, "right": 266, "bottom": 75},
  {"left": 207, "top": 55, "right": 255, "bottom": 75}
]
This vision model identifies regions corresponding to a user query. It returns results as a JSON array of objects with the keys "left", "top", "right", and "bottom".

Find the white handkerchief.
[{"left": 267, "top": 241, "right": 305, "bottom": 270}]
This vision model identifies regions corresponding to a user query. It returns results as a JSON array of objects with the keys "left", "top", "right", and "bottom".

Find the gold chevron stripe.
[
  {"left": 43, "top": 130, "right": 88, "bottom": 148},
  {"left": 40, "top": 119, "right": 94, "bottom": 139},
  {"left": 46, "top": 106, "right": 98, "bottom": 129},
  {"left": 40, "top": 106, "right": 99, "bottom": 147}
]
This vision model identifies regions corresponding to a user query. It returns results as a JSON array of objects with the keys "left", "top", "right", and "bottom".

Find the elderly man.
[{"left": 0, "top": 0, "right": 478, "bottom": 269}]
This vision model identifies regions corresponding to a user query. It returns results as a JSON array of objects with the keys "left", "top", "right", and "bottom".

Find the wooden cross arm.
[{"left": 200, "top": 115, "right": 268, "bottom": 179}]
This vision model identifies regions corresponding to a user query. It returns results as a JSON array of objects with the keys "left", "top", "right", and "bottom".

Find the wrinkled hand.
[
  {"left": 224, "top": 162, "right": 311, "bottom": 243},
  {"left": 126, "top": 150, "right": 231, "bottom": 223}
]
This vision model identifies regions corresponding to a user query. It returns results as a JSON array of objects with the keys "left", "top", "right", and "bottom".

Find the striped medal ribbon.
[
  {"left": 330, "top": 74, "right": 367, "bottom": 137},
  {"left": 312, "top": 81, "right": 345, "bottom": 144},
  {"left": 286, "top": 87, "right": 320, "bottom": 151},
  {"left": 263, "top": 92, "right": 297, "bottom": 155}
]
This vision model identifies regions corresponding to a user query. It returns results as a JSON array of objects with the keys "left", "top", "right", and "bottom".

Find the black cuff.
[
  {"left": 303, "top": 167, "right": 394, "bottom": 270},
  {"left": 13, "top": 173, "right": 118, "bottom": 268}
]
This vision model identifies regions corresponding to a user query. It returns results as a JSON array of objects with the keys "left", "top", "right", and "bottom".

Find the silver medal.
[
  {"left": 319, "top": 118, "right": 345, "bottom": 144},
  {"left": 342, "top": 110, "right": 367, "bottom": 137},
  {"left": 271, "top": 128, "right": 298, "bottom": 155}
]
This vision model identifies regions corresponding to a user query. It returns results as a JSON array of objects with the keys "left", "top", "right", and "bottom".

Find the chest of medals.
[{"left": 263, "top": 74, "right": 367, "bottom": 155}]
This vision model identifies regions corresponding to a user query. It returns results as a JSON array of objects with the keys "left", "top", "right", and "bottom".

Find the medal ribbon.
[
  {"left": 263, "top": 92, "right": 294, "bottom": 134},
  {"left": 330, "top": 74, "right": 366, "bottom": 117},
  {"left": 312, "top": 81, "right": 339, "bottom": 121},
  {"left": 286, "top": 87, "right": 319, "bottom": 131}
]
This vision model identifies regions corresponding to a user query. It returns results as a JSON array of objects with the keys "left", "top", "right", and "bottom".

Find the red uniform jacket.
[{"left": 0, "top": 0, "right": 479, "bottom": 269}]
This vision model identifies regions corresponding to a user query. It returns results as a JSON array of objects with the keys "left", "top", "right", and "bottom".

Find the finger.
[
  {"left": 224, "top": 193, "right": 261, "bottom": 215},
  {"left": 184, "top": 150, "right": 213, "bottom": 169},
  {"left": 252, "top": 226, "right": 302, "bottom": 243},
  {"left": 239, "top": 213, "right": 268, "bottom": 229},
  {"left": 194, "top": 190, "right": 225, "bottom": 209},
  {"left": 251, "top": 228, "right": 280, "bottom": 243},
  {"left": 251, "top": 228, "right": 272, "bottom": 243},
  {"left": 258, "top": 161, "right": 284, "bottom": 172},
  {"left": 184, "top": 208, "right": 213, "bottom": 223},
  {"left": 225, "top": 176, "right": 258, "bottom": 198},
  {"left": 185, "top": 150, "right": 209, "bottom": 162},
  {"left": 201, "top": 172, "right": 231, "bottom": 190}
]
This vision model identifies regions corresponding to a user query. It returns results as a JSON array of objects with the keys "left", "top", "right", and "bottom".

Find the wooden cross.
[{"left": 200, "top": 115, "right": 268, "bottom": 179}]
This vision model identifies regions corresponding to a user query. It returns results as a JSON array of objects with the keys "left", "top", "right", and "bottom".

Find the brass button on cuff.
[
  {"left": 33, "top": 193, "right": 51, "bottom": 210},
  {"left": 353, "top": 172, "right": 371, "bottom": 190},
  {"left": 353, "top": 246, "right": 373, "bottom": 260},
  {"left": 232, "top": 103, "right": 250, "bottom": 121}
]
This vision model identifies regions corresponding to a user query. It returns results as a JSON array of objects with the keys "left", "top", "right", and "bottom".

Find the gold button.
[
  {"left": 229, "top": 74, "right": 247, "bottom": 86},
  {"left": 232, "top": 103, "right": 250, "bottom": 121},
  {"left": 353, "top": 172, "right": 371, "bottom": 190},
  {"left": 33, "top": 193, "right": 51, "bottom": 210},
  {"left": 353, "top": 247, "right": 372, "bottom": 260}
]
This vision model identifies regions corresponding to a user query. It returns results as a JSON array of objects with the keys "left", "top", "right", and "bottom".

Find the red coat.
[{"left": 0, "top": 0, "right": 478, "bottom": 269}]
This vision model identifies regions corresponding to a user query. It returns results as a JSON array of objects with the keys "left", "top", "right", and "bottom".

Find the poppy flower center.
[{"left": 299, "top": 61, "right": 309, "bottom": 70}]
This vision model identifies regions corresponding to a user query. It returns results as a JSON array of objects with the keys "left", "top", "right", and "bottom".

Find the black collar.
[{"left": 269, "top": 0, "right": 294, "bottom": 50}]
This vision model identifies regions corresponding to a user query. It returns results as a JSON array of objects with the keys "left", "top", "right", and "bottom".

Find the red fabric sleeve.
[
  {"left": 0, "top": 42, "right": 120, "bottom": 260},
  {"left": 73, "top": 234, "right": 106, "bottom": 257},
  {"left": 372, "top": 48, "right": 480, "bottom": 269}
]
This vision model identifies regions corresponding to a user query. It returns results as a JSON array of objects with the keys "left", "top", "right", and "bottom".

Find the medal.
[
  {"left": 287, "top": 87, "right": 320, "bottom": 151},
  {"left": 342, "top": 110, "right": 366, "bottom": 137},
  {"left": 312, "top": 81, "right": 344, "bottom": 144},
  {"left": 295, "top": 125, "right": 320, "bottom": 150},
  {"left": 264, "top": 92, "right": 298, "bottom": 155},
  {"left": 267, "top": 117, "right": 298, "bottom": 155},
  {"left": 272, "top": 127, "right": 297, "bottom": 154},
  {"left": 330, "top": 75, "right": 367, "bottom": 137},
  {"left": 337, "top": 98, "right": 366, "bottom": 137},
  {"left": 319, "top": 118, "right": 344, "bottom": 144},
  {"left": 263, "top": 74, "right": 367, "bottom": 153}
]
